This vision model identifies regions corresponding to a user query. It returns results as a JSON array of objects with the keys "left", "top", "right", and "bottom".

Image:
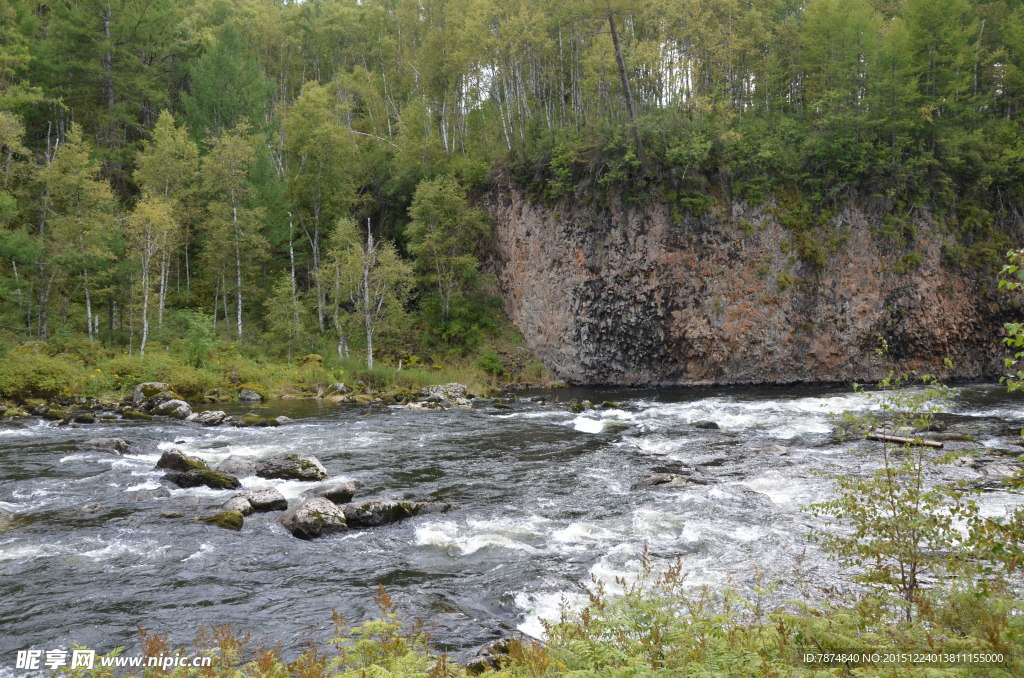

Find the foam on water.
[
  {"left": 414, "top": 515, "right": 550, "bottom": 556},
  {"left": 182, "top": 543, "right": 215, "bottom": 562},
  {"left": 570, "top": 416, "right": 605, "bottom": 434},
  {"left": 551, "top": 521, "right": 617, "bottom": 546},
  {"left": 514, "top": 590, "right": 586, "bottom": 639},
  {"left": 615, "top": 391, "right": 884, "bottom": 439},
  {"left": 0, "top": 539, "right": 63, "bottom": 562},
  {"left": 125, "top": 480, "right": 162, "bottom": 491},
  {"left": 741, "top": 472, "right": 819, "bottom": 507}
]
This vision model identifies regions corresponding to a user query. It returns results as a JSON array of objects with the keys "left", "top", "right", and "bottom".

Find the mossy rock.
[
  {"left": 3, "top": 407, "right": 29, "bottom": 418},
  {"left": 197, "top": 510, "right": 244, "bottom": 531},
  {"left": 232, "top": 414, "right": 280, "bottom": 427},
  {"left": 298, "top": 353, "right": 323, "bottom": 366},
  {"left": 156, "top": 449, "right": 210, "bottom": 472},
  {"left": 163, "top": 469, "right": 241, "bottom": 490},
  {"left": 121, "top": 410, "right": 153, "bottom": 420},
  {"left": 341, "top": 500, "right": 453, "bottom": 528},
  {"left": 493, "top": 402, "right": 513, "bottom": 410},
  {"left": 139, "top": 383, "right": 167, "bottom": 399},
  {"left": 255, "top": 453, "right": 328, "bottom": 481},
  {"left": 41, "top": 408, "right": 65, "bottom": 421}
]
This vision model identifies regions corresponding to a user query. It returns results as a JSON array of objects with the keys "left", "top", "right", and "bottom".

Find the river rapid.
[{"left": 1, "top": 384, "right": 1022, "bottom": 665}]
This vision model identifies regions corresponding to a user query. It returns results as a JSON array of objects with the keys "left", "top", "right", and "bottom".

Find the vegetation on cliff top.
[{"left": 1, "top": 0, "right": 1022, "bottom": 370}]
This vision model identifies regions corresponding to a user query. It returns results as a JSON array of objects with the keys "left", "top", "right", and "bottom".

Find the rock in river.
[
  {"left": 341, "top": 500, "right": 453, "bottom": 528},
  {"left": 189, "top": 410, "right": 228, "bottom": 426},
  {"left": 150, "top": 398, "right": 192, "bottom": 420},
  {"left": 81, "top": 437, "right": 133, "bottom": 455},
  {"left": 255, "top": 453, "right": 328, "bottom": 481},
  {"left": 237, "top": 389, "right": 263, "bottom": 402},
  {"left": 222, "top": 488, "right": 288, "bottom": 515},
  {"left": 303, "top": 480, "right": 359, "bottom": 504},
  {"left": 198, "top": 510, "right": 244, "bottom": 531},
  {"left": 163, "top": 469, "right": 242, "bottom": 490},
  {"left": 278, "top": 497, "right": 348, "bottom": 539},
  {"left": 155, "top": 449, "right": 208, "bottom": 472},
  {"left": 132, "top": 382, "right": 169, "bottom": 406},
  {"left": 216, "top": 455, "right": 259, "bottom": 476}
]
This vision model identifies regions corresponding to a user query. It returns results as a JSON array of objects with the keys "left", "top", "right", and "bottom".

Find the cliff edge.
[{"left": 486, "top": 181, "right": 1007, "bottom": 386}]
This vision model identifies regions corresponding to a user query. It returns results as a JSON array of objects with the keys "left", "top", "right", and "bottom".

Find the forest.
[{"left": 0, "top": 0, "right": 1023, "bottom": 378}]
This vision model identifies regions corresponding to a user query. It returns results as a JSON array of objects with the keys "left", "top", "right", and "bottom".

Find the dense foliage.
[{"left": 1, "top": 0, "right": 1022, "bottom": 365}]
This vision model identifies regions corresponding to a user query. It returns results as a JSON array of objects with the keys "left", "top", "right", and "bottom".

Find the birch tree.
[{"left": 323, "top": 218, "right": 411, "bottom": 370}]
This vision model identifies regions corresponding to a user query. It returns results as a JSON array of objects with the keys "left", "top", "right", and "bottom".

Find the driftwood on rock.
[{"left": 867, "top": 433, "right": 943, "bottom": 449}]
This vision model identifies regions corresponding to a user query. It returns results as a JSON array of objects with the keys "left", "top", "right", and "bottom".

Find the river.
[{"left": 1, "top": 383, "right": 1022, "bottom": 666}]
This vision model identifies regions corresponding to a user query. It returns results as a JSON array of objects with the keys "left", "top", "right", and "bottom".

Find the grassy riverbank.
[
  {"left": 69, "top": 566, "right": 1024, "bottom": 678},
  {"left": 0, "top": 334, "right": 553, "bottom": 409}
]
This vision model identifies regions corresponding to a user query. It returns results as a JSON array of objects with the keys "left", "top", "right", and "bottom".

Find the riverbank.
[{"left": 0, "top": 338, "right": 557, "bottom": 419}]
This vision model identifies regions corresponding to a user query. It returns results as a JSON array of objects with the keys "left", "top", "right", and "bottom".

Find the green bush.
[{"left": 0, "top": 345, "right": 81, "bottom": 400}]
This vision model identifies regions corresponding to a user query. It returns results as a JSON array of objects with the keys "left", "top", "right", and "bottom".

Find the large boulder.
[
  {"left": 231, "top": 414, "right": 280, "bottom": 427},
  {"left": 341, "top": 500, "right": 453, "bottom": 528},
  {"left": 81, "top": 438, "right": 133, "bottom": 455},
  {"left": 237, "top": 389, "right": 263, "bottom": 402},
  {"left": 156, "top": 449, "right": 208, "bottom": 473},
  {"left": 278, "top": 497, "right": 348, "bottom": 539},
  {"left": 162, "top": 469, "right": 241, "bottom": 490},
  {"left": 255, "top": 453, "right": 328, "bottom": 481},
  {"left": 221, "top": 496, "right": 254, "bottom": 515},
  {"left": 222, "top": 487, "right": 288, "bottom": 516},
  {"left": 304, "top": 481, "right": 358, "bottom": 505},
  {"left": 132, "top": 382, "right": 170, "bottom": 406},
  {"left": 215, "top": 455, "right": 259, "bottom": 476},
  {"left": 189, "top": 410, "right": 228, "bottom": 426},
  {"left": 151, "top": 398, "right": 192, "bottom": 419}
]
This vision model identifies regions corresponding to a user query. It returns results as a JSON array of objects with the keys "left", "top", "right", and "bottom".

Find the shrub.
[{"left": 0, "top": 345, "right": 81, "bottom": 400}]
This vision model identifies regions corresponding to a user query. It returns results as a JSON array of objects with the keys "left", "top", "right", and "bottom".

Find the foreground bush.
[{"left": 0, "top": 344, "right": 81, "bottom": 400}]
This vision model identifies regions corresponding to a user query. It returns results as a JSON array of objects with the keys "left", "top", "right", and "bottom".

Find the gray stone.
[
  {"left": 81, "top": 437, "right": 133, "bottom": 455},
  {"left": 340, "top": 500, "right": 453, "bottom": 528},
  {"left": 151, "top": 399, "right": 192, "bottom": 419},
  {"left": 238, "top": 389, "right": 263, "bottom": 402},
  {"left": 221, "top": 496, "right": 254, "bottom": 516},
  {"left": 278, "top": 497, "right": 348, "bottom": 540},
  {"left": 240, "top": 487, "right": 288, "bottom": 512},
  {"left": 215, "top": 455, "right": 259, "bottom": 476},
  {"left": 192, "top": 410, "right": 227, "bottom": 426},
  {"left": 304, "top": 481, "right": 358, "bottom": 505},
  {"left": 692, "top": 420, "right": 720, "bottom": 430},
  {"left": 132, "top": 382, "right": 169, "bottom": 406},
  {"left": 275, "top": 416, "right": 293, "bottom": 425},
  {"left": 255, "top": 453, "right": 328, "bottom": 481}
]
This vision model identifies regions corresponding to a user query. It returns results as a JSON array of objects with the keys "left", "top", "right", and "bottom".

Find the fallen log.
[{"left": 867, "top": 433, "right": 943, "bottom": 449}]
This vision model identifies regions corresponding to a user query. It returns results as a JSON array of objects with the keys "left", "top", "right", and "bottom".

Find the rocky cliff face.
[{"left": 485, "top": 180, "right": 1008, "bottom": 386}]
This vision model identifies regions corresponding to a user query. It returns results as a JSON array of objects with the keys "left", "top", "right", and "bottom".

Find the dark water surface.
[{"left": 2, "top": 384, "right": 1022, "bottom": 666}]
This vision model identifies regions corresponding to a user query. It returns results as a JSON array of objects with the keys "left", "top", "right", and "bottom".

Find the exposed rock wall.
[{"left": 485, "top": 180, "right": 1007, "bottom": 386}]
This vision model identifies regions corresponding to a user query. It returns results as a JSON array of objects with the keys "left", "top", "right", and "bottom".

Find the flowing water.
[{"left": 1, "top": 384, "right": 1022, "bottom": 665}]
